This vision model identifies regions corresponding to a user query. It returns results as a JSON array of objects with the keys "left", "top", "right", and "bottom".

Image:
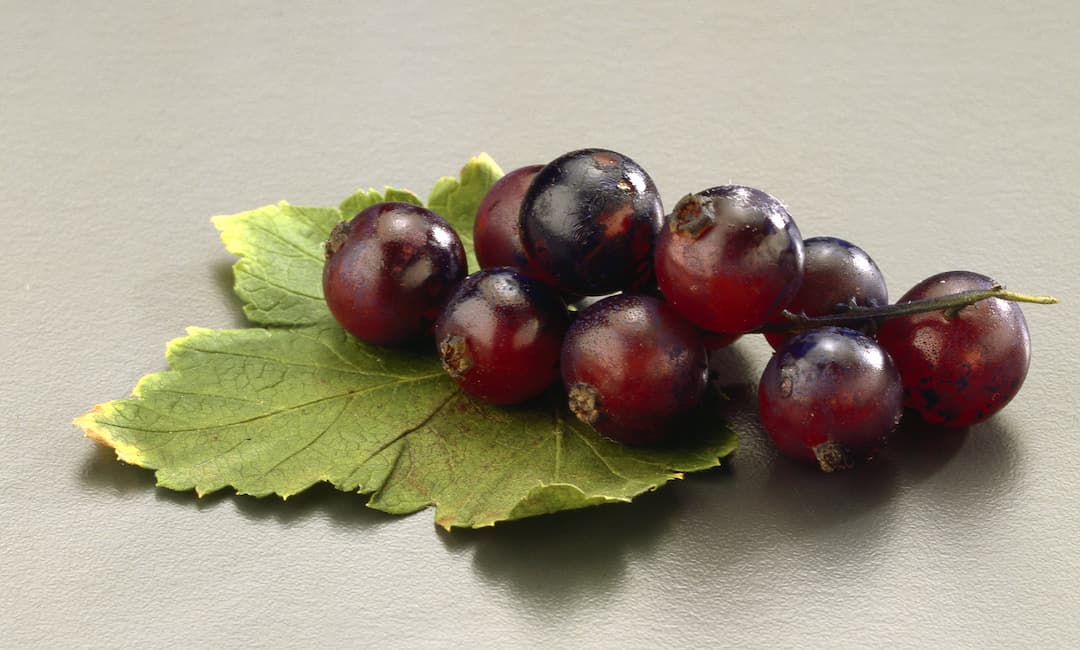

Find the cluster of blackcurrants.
[{"left": 322, "top": 149, "right": 1031, "bottom": 472}]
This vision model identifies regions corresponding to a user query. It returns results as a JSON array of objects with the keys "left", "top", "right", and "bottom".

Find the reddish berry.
[
  {"left": 561, "top": 294, "right": 708, "bottom": 444},
  {"left": 473, "top": 164, "right": 543, "bottom": 270},
  {"left": 876, "top": 271, "right": 1030, "bottom": 427},
  {"left": 435, "top": 268, "right": 569, "bottom": 404},
  {"left": 655, "top": 186, "right": 805, "bottom": 334},
  {"left": 322, "top": 202, "right": 465, "bottom": 347}
]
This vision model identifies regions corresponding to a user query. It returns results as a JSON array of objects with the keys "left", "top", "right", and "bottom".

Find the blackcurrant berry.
[
  {"left": 654, "top": 186, "right": 805, "bottom": 334},
  {"left": 561, "top": 294, "right": 708, "bottom": 444},
  {"left": 323, "top": 202, "right": 466, "bottom": 347},
  {"left": 876, "top": 271, "right": 1030, "bottom": 427},
  {"left": 765, "top": 236, "right": 888, "bottom": 350},
  {"left": 520, "top": 149, "right": 663, "bottom": 296},
  {"left": 473, "top": 164, "right": 543, "bottom": 270},
  {"left": 758, "top": 327, "right": 904, "bottom": 472},
  {"left": 435, "top": 268, "right": 569, "bottom": 405}
]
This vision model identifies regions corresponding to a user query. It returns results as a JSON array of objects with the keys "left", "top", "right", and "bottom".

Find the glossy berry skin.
[
  {"left": 876, "top": 271, "right": 1030, "bottom": 427},
  {"left": 655, "top": 186, "right": 805, "bottom": 334},
  {"left": 473, "top": 164, "right": 543, "bottom": 270},
  {"left": 758, "top": 327, "right": 904, "bottom": 472},
  {"left": 435, "top": 268, "right": 569, "bottom": 405},
  {"left": 520, "top": 148, "right": 664, "bottom": 296},
  {"left": 765, "top": 236, "right": 889, "bottom": 350},
  {"left": 323, "top": 202, "right": 466, "bottom": 347},
  {"left": 561, "top": 294, "right": 708, "bottom": 444}
]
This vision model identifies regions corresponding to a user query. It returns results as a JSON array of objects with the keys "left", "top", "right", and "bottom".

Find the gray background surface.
[{"left": 2, "top": 1, "right": 1078, "bottom": 647}]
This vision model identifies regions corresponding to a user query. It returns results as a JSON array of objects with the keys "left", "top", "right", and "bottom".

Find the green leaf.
[
  {"left": 76, "top": 325, "right": 735, "bottom": 529},
  {"left": 339, "top": 186, "right": 423, "bottom": 219},
  {"left": 427, "top": 153, "right": 504, "bottom": 272},
  {"left": 78, "top": 154, "right": 738, "bottom": 529},
  {"left": 211, "top": 202, "right": 338, "bottom": 326}
]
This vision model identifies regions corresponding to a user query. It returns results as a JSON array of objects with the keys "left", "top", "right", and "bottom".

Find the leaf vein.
[
  {"left": 106, "top": 371, "right": 445, "bottom": 440},
  {"left": 179, "top": 343, "right": 422, "bottom": 378},
  {"left": 570, "top": 427, "right": 636, "bottom": 484},
  {"left": 236, "top": 270, "right": 322, "bottom": 300},
  {"left": 187, "top": 437, "right": 250, "bottom": 471},
  {"left": 244, "top": 221, "right": 325, "bottom": 262},
  {"left": 250, "top": 395, "right": 354, "bottom": 481},
  {"left": 358, "top": 389, "right": 460, "bottom": 467},
  {"left": 288, "top": 328, "right": 384, "bottom": 372}
]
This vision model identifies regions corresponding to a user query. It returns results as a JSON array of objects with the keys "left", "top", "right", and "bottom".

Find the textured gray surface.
[{"left": 2, "top": 1, "right": 1078, "bottom": 647}]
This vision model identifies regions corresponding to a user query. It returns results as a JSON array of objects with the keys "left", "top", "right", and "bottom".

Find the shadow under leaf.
[
  {"left": 80, "top": 444, "right": 394, "bottom": 528},
  {"left": 439, "top": 482, "right": 684, "bottom": 609},
  {"left": 211, "top": 259, "right": 249, "bottom": 328},
  {"left": 79, "top": 444, "right": 159, "bottom": 494},
  {"left": 229, "top": 482, "right": 397, "bottom": 529}
]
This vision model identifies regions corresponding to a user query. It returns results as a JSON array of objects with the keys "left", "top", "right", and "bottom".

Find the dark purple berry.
[
  {"left": 520, "top": 149, "right": 663, "bottom": 296},
  {"left": 323, "top": 202, "right": 466, "bottom": 347},
  {"left": 758, "top": 327, "right": 904, "bottom": 471},
  {"left": 561, "top": 294, "right": 708, "bottom": 444},
  {"left": 765, "top": 236, "right": 888, "bottom": 350},
  {"left": 435, "top": 268, "right": 569, "bottom": 405}
]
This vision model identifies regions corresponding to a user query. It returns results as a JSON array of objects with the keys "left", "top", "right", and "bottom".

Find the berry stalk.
[{"left": 755, "top": 286, "right": 1059, "bottom": 334}]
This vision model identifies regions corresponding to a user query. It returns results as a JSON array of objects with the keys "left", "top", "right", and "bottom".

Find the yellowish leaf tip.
[{"left": 74, "top": 406, "right": 112, "bottom": 448}]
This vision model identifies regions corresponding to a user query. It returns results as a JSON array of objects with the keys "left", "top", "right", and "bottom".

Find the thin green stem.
[{"left": 753, "top": 286, "right": 1059, "bottom": 334}]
